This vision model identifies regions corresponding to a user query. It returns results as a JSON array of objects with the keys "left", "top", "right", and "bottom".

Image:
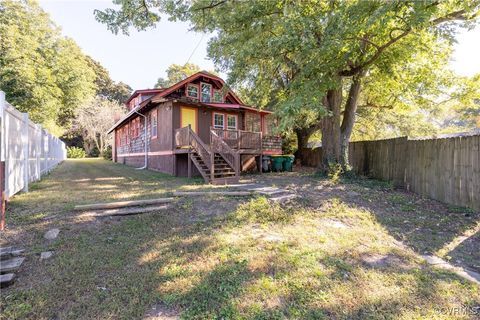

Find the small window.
[
  {"left": 201, "top": 83, "right": 211, "bottom": 102},
  {"left": 151, "top": 111, "right": 158, "bottom": 138},
  {"left": 213, "top": 90, "right": 223, "bottom": 103},
  {"left": 227, "top": 115, "right": 237, "bottom": 130},
  {"left": 186, "top": 84, "right": 199, "bottom": 99},
  {"left": 213, "top": 113, "right": 224, "bottom": 129}
]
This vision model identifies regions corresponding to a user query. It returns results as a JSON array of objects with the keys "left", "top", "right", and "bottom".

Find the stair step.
[
  {"left": 0, "top": 247, "right": 24, "bottom": 260},
  {"left": 0, "top": 257, "right": 25, "bottom": 274},
  {"left": 0, "top": 273, "right": 15, "bottom": 287}
]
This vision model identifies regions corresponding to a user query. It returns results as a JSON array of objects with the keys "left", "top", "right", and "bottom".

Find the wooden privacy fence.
[{"left": 302, "top": 134, "right": 480, "bottom": 211}]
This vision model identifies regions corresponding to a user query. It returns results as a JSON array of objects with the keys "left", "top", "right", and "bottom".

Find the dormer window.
[
  {"left": 201, "top": 83, "right": 212, "bottom": 102},
  {"left": 186, "top": 84, "right": 199, "bottom": 99},
  {"left": 213, "top": 90, "right": 223, "bottom": 103}
]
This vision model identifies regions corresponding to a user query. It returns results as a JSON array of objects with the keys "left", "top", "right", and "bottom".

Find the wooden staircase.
[
  {"left": 190, "top": 153, "right": 239, "bottom": 184},
  {"left": 176, "top": 125, "right": 240, "bottom": 184}
]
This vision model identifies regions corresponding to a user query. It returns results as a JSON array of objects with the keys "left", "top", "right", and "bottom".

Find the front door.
[{"left": 180, "top": 107, "right": 197, "bottom": 133}]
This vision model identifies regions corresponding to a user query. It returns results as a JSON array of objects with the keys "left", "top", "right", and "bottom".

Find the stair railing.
[
  {"left": 186, "top": 125, "right": 212, "bottom": 173},
  {"left": 210, "top": 129, "right": 240, "bottom": 177}
]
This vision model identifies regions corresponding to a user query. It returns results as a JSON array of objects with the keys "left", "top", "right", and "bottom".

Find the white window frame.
[
  {"left": 212, "top": 90, "right": 223, "bottom": 103},
  {"left": 227, "top": 114, "right": 237, "bottom": 130},
  {"left": 151, "top": 110, "right": 158, "bottom": 139},
  {"left": 200, "top": 82, "right": 212, "bottom": 103},
  {"left": 186, "top": 83, "right": 199, "bottom": 99},
  {"left": 213, "top": 113, "right": 225, "bottom": 129}
]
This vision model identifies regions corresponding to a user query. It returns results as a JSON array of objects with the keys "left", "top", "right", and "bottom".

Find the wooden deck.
[{"left": 174, "top": 126, "right": 281, "bottom": 183}]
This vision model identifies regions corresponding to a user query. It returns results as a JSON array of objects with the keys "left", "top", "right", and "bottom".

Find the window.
[
  {"left": 151, "top": 111, "right": 157, "bottom": 138},
  {"left": 227, "top": 115, "right": 237, "bottom": 130},
  {"left": 213, "top": 90, "right": 223, "bottom": 103},
  {"left": 213, "top": 113, "right": 224, "bottom": 129},
  {"left": 201, "top": 83, "right": 212, "bottom": 102},
  {"left": 186, "top": 84, "right": 199, "bottom": 99}
]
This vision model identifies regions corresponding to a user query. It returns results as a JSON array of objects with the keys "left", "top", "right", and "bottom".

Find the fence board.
[
  {"left": 1, "top": 91, "right": 66, "bottom": 198},
  {"left": 304, "top": 134, "right": 480, "bottom": 211}
]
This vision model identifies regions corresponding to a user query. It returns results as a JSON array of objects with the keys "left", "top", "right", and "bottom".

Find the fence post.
[
  {"left": 22, "top": 113, "right": 29, "bottom": 192},
  {"left": 43, "top": 129, "right": 48, "bottom": 174},
  {"left": 36, "top": 125, "right": 41, "bottom": 180},
  {"left": 0, "top": 91, "right": 5, "bottom": 162},
  {"left": 0, "top": 91, "right": 5, "bottom": 230}
]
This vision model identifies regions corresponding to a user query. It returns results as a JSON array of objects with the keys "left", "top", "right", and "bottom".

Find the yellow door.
[{"left": 181, "top": 107, "right": 197, "bottom": 133}]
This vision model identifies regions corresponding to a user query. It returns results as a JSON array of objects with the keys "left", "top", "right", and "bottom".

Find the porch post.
[
  {"left": 187, "top": 153, "right": 192, "bottom": 178},
  {"left": 259, "top": 131, "right": 263, "bottom": 174}
]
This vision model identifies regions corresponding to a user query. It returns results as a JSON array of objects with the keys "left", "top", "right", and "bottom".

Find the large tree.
[
  {"left": 75, "top": 96, "right": 125, "bottom": 156},
  {"left": 96, "top": 0, "right": 479, "bottom": 171},
  {"left": 86, "top": 56, "right": 132, "bottom": 104},
  {"left": 0, "top": 0, "right": 96, "bottom": 134},
  {"left": 154, "top": 63, "right": 202, "bottom": 88}
]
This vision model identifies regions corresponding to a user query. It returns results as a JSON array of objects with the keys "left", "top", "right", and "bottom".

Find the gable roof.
[
  {"left": 125, "top": 88, "right": 164, "bottom": 105},
  {"left": 107, "top": 72, "right": 270, "bottom": 134},
  {"left": 150, "top": 71, "right": 244, "bottom": 105}
]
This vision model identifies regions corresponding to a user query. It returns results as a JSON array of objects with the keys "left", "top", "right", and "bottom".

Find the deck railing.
[
  {"left": 210, "top": 127, "right": 262, "bottom": 150},
  {"left": 174, "top": 125, "right": 212, "bottom": 171},
  {"left": 210, "top": 130, "right": 239, "bottom": 175}
]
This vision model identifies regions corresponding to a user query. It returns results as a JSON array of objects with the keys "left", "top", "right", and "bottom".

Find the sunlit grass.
[{"left": 1, "top": 159, "right": 478, "bottom": 319}]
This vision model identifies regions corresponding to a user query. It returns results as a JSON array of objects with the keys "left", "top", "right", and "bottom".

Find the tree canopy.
[
  {"left": 154, "top": 63, "right": 202, "bottom": 88},
  {"left": 96, "top": 0, "right": 480, "bottom": 171},
  {"left": 0, "top": 0, "right": 131, "bottom": 135}
]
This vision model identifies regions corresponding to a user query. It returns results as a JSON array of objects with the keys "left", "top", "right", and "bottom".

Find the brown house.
[{"left": 108, "top": 71, "right": 282, "bottom": 184}]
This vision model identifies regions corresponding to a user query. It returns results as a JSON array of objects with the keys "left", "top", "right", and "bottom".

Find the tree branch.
[{"left": 340, "top": 7, "right": 478, "bottom": 77}]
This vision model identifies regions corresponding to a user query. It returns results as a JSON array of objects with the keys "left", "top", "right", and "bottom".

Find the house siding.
[{"left": 114, "top": 101, "right": 175, "bottom": 175}]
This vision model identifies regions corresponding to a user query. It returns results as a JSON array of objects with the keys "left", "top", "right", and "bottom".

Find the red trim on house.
[
  {"left": 125, "top": 88, "right": 164, "bottom": 105},
  {"left": 186, "top": 83, "right": 200, "bottom": 99},
  {"left": 151, "top": 71, "right": 244, "bottom": 105}
]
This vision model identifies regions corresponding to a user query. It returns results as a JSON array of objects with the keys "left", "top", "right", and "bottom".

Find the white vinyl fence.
[{"left": 0, "top": 91, "right": 66, "bottom": 198}]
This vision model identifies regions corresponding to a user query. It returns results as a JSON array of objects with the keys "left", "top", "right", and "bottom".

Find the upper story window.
[
  {"left": 213, "top": 90, "right": 223, "bottom": 103},
  {"left": 186, "top": 84, "right": 199, "bottom": 99},
  {"left": 213, "top": 113, "right": 224, "bottom": 129},
  {"left": 201, "top": 83, "right": 211, "bottom": 102},
  {"left": 151, "top": 110, "right": 158, "bottom": 138}
]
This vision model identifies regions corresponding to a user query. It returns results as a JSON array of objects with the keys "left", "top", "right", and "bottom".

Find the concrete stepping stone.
[
  {"left": 0, "top": 247, "right": 24, "bottom": 259},
  {"left": 0, "top": 273, "right": 15, "bottom": 287},
  {"left": 44, "top": 228, "right": 60, "bottom": 240},
  {"left": 253, "top": 188, "right": 287, "bottom": 196},
  {"left": 0, "top": 257, "right": 25, "bottom": 273},
  {"left": 40, "top": 251, "right": 54, "bottom": 260},
  {"left": 270, "top": 193, "right": 297, "bottom": 203},
  {"left": 422, "top": 255, "right": 480, "bottom": 285}
]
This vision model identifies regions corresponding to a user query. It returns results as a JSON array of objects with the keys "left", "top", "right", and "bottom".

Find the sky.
[{"left": 39, "top": 0, "right": 480, "bottom": 91}]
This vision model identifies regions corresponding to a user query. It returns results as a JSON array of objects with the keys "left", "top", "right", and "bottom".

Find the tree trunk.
[
  {"left": 340, "top": 72, "right": 365, "bottom": 170},
  {"left": 294, "top": 125, "right": 317, "bottom": 165},
  {"left": 320, "top": 79, "right": 343, "bottom": 172}
]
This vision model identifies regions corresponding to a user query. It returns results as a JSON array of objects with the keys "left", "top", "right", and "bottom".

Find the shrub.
[
  {"left": 103, "top": 146, "right": 112, "bottom": 160},
  {"left": 66, "top": 146, "right": 86, "bottom": 158}
]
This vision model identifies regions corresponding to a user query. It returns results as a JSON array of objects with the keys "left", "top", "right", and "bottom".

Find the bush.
[
  {"left": 103, "top": 146, "right": 112, "bottom": 160},
  {"left": 66, "top": 146, "right": 86, "bottom": 158}
]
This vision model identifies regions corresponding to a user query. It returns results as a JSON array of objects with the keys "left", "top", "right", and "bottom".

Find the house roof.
[
  {"left": 107, "top": 72, "right": 271, "bottom": 134},
  {"left": 125, "top": 88, "right": 164, "bottom": 105},
  {"left": 149, "top": 71, "right": 244, "bottom": 105}
]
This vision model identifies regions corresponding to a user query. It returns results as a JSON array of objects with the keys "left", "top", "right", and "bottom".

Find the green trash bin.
[
  {"left": 283, "top": 155, "right": 295, "bottom": 172},
  {"left": 271, "top": 155, "right": 284, "bottom": 172}
]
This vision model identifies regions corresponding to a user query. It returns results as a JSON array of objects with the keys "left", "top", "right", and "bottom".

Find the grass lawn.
[{"left": 1, "top": 158, "right": 479, "bottom": 319}]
